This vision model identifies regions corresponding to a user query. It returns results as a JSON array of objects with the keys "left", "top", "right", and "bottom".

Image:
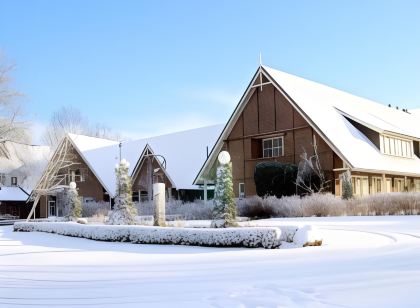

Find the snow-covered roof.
[
  {"left": 67, "top": 134, "right": 119, "bottom": 151},
  {"left": 68, "top": 125, "right": 223, "bottom": 197},
  {"left": 0, "top": 186, "right": 29, "bottom": 201},
  {"left": 262, "top": 65, "right": 420, "bottom": 175},
  {"left": 195, "top": 65, "right": 420, "bottom": 183},
  {"left": 0, "top": 142, "right": 51, "bottom": 191}
]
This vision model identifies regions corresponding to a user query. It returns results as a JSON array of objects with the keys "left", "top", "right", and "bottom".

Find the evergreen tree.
[
  {"left": 341, "top": 170, "right": 353, "bottom": 200},
  {"left": 108, "top": 159, "right": 138, "bottom": 225},
  {"left": 211, "top": 162, "right": 237, "bottom": 228},
  {"left": 64, "top": 183, "right": 82, "bottom": 220}
]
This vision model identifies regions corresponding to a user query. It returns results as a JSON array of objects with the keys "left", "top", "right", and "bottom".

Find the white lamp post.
[{"left": 218, "top": 151, "right": 231, "bottom": 165}]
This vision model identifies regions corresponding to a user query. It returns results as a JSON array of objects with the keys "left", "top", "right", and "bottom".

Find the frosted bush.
[
  {"left": 82, "top": 201, "right": 110, "bottom": 217},
  {"left": 237, "top": 192, "right": 420, "bottom": 218},
  {"left": 136, "top": 199, "right": 213, "bottom": 220},
  {"left": 108, "top": 159, "right": 137, "bottom": 225},
  {"left": 14, "top": 222, "right": 283, "bottom": 249},
  {"left": 301, "top": 193, "right": 346, "bottom": 217}
]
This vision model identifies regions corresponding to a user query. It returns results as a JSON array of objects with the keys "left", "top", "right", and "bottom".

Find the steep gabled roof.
[
  {"left": 69, "top": 124, "right": 223, "bottom": 197},
  {"left": 195, "top": 65, "right": 420, "bottom": 183}
]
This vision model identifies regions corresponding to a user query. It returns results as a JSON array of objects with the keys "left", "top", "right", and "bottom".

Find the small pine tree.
[
  {"left": 64, "top": 183, "right": 82, "bottom": 221},
  {"left": 341, "top": 170, "right": 353, "bottom": 200},
  {"left": 211, "top": 162, "right": 237, "bottom": 228},
  {"left": 108, "top": 159, "right": 138, "bottom": 225}
]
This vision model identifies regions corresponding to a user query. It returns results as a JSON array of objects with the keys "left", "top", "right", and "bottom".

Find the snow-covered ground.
[{"left": 1, "top": 216, "right": 420, "bottom": 307}]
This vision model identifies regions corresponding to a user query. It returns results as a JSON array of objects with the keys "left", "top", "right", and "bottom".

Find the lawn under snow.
[{"left": 1, "top": 216, "right": 420, "bottom": 307}]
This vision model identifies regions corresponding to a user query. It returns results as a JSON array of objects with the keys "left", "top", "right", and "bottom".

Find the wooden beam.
[
  {"left": 26, "top": 195, "right": 40, "bottom": 221},
  {"left": 225, "top": 125, "right": 310, "bottom": 142}
]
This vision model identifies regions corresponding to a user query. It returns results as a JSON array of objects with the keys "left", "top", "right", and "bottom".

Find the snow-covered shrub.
[
  {"left": 77, "top": 218, "right": 88, "bottom": 224},
  {"left": 266, "top": 195, "right": 303, "bottom": 217},
  {"left": 14, "top": 222, "right": 283, "bottom": 249},
  {"left": 236, "top": 195, "right": 266, "bottom": 218},
  {"left": 301, "top": 193, "right": 346, "bottom": 217},
  {"left": 341, "top": 170, "right": 353, "bottom": 200},
  {"left": 108, "top": 159, "right": 138, "bottom": 225},
  {"left": 136, "top": 199, "right": 213, "bottom": 220},
  {"left": 238, "top": 193, "right": 345, "bottom": 218},
  {"left": 211, "top": 161, "right": 237, "bottom": 228},
  {"left": 63, "top": 183, "right": 82, "bottom": 221},
  {"left": 82, "top": 201, "right": 110, "bottom": 217},
  {"left": 346, "top": 192, "right": 420, "bottom": 216}
]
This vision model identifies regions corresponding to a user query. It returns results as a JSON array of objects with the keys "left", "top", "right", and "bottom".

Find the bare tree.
[
  {"left": 296, "top": 137, "right": 330, "bottom": 195},
  {"left": 0, "top": 53, "right": 28, "bottom": 145},
  {"left": 27, "top": 136, "right": 78, "bottom": 219},
  {"left": 42, "top": 106, "right": 119, "bottom": 148}
]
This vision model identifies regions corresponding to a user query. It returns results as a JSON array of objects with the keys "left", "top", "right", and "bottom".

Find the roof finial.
[{"left": 259, "top": 52, "right": 262, "bottom": 67}]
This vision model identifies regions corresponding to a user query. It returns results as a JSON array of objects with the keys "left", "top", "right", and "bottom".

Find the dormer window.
[{"left": 380, "top": 135, "right": 413, "bottom": 158}]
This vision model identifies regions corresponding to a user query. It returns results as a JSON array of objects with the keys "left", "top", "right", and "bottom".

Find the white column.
[
  {"left": 153, "top": 183, "right": 166, "bottom": 226},
  {"left": 204, "top": 180, "right": 208, "bottom": 203}
]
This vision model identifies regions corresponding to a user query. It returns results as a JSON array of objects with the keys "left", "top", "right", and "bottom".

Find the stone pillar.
[{"left": 153, "top": 183, "right": 166, "bottom": 226}]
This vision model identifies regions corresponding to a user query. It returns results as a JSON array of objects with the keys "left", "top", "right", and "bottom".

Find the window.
[
  {"left": 372, "top": 178, "right": 383, "bottom": 193},
  {"left": 351, "top": 176, "right": 369, "bottom": 196},
  {"left": 380, "top": 135, "right": 413, "bottom": 158},
  {"left": 68, "top": 169, "right": 85, "bottom": 183},
  {"left": 140, "top": 191, "right": 149, "bottom": 202},
  {"left": 132, "top": 191, "right": 139, "bottom": 202},
  {"left": 394, "top": 178, "right": 405, "bottom": 192},
  {"left": 0, "top": 173, "right": 5, "bottom": 185},
  {"left": 262, "top": 137, "right": 283, "bottom": 158},
  {"left": 11, "top": 177, "right": 17, "bottom": 186},
  {"left": 239, "top": 183, "right": 245, "bottom": 198},
  {"left": 415, "top": 180, "right": 420, "bottom": 192}
]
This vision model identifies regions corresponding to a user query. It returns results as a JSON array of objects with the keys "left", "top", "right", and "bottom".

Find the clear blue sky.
[{"left": 1, "top": 0, "right": 420, "bottom": 143}]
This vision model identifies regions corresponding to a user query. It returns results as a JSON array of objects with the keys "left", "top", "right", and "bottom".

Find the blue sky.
[{"left": 1, "top": 1, "right": 420, "bottom": 143}]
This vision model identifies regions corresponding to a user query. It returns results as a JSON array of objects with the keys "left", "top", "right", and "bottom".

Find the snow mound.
[
  {"left": 14, "top": 222, "right": 283, "bottom": 249},
  {"left": 293, "top": 225, "right": 323, "bottom": 247}
]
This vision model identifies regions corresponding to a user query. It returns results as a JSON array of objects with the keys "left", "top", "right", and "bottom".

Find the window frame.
[
  {"left": 262, "top": 136, "right": 284, "bottom": 158},
  {"left": 380, "top": 134, "right": 414, "bottom": 158},
  {"left": 11, "top": 177, "right": 17, "bottom": 186}
]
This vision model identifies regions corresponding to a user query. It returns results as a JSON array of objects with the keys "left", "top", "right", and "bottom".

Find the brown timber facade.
[{"left": 223, "top": 81, "right": 342, "bottom": 197}]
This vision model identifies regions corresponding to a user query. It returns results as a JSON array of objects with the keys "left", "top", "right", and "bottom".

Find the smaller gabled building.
[
  {"left": 31, "top": 125, "right": 222, "bottom": 218},
  {"left": 0, "top": 141, "right": 50, "bottom": 218}
]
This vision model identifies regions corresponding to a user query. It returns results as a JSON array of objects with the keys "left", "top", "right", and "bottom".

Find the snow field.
[
  {"left": 2, "top": 216, "right": 420, "bottom": 307},
  {"left": 13, "top": 221, "right": 313, "bottom": 249}
]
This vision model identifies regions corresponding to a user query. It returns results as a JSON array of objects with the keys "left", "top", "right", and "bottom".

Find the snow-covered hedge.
[{"left": 14, "top": 222, "right": 284, "bottom": 249}]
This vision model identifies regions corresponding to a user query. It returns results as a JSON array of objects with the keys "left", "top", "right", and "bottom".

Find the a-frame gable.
[
  {"left": 131, "top": 144, "right": 176, "bottom": 189},
  {"left": 194, "top": 66, "right": 352, "bottom": 185}
]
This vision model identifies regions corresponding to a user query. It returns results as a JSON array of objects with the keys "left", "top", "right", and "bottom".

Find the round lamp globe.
[
  {"left": 69, "top": 182, "right": 77, "bottom": 189},
  {"left": 218, "top": 151, "right": 231, "bottom": 165}
]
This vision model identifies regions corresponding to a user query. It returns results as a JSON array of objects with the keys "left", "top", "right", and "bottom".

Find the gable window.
[
  {"left": 11, "top": 177, "right": 17, "bottom": 186},
  {"left": 380, "top": 135, "right": 413, "bottom": 158},
  {"left": 68, "top": 169, "right": 85, "bottom": 183},
  {"left": 262, "top": 137, "right": 283, "bottom": 158}
]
